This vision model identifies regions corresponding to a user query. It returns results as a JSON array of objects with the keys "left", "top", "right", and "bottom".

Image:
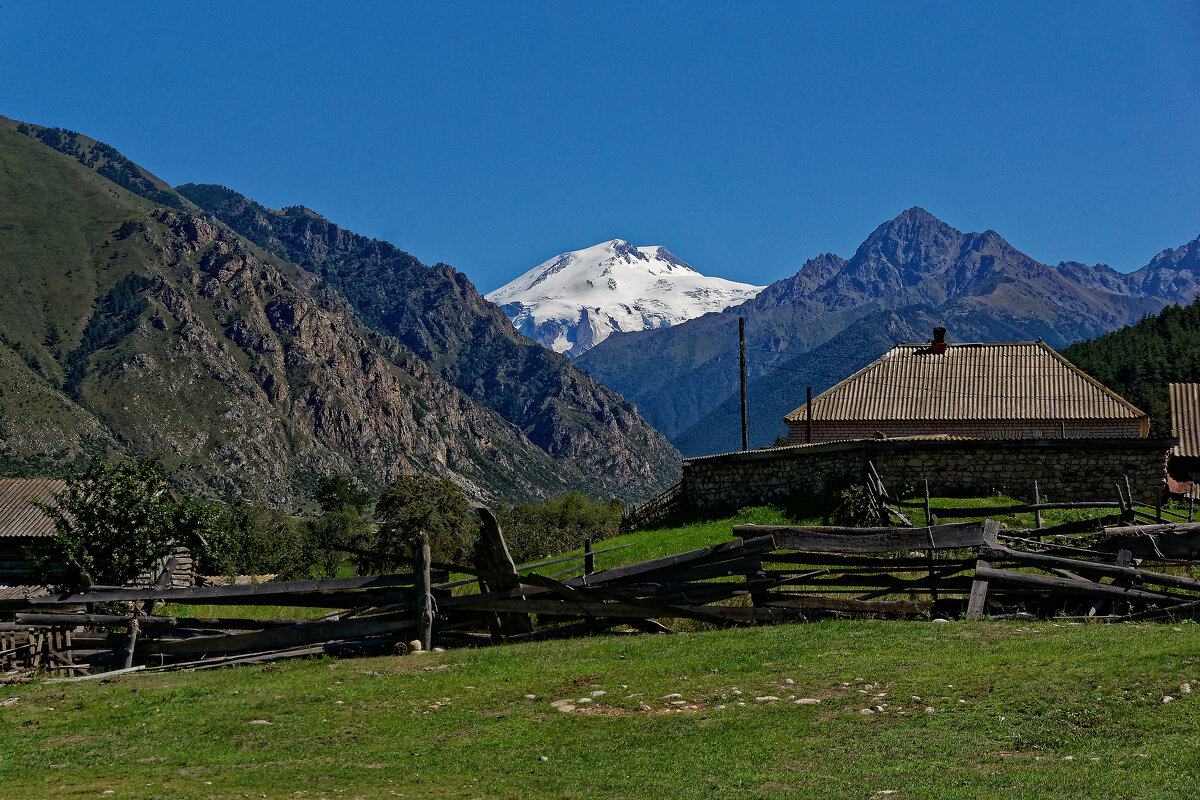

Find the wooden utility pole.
[
  {"left": 806, "top": 386, "right": 813, "bottom": 444},
  {"left": 739, "top": 316, "right": 749, "bottom": 451}
]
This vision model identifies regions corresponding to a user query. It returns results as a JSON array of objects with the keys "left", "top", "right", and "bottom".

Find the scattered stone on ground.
[{"left": 796, "top": 698, "right": 821, "bottom": 705}]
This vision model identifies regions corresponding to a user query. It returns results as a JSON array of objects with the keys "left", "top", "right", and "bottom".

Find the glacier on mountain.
[{"left": 486, "top": 239, "right": 764, "bottom": 357}]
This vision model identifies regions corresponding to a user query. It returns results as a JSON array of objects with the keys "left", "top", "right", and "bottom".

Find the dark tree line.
[{"left": 1062, "top": 297, "right": 1200, "bottom": 437}]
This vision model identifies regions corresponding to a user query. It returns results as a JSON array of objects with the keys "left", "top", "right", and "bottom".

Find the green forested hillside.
[{"left": 1062, "top": 298, "right": 1200, "bottom": 437}]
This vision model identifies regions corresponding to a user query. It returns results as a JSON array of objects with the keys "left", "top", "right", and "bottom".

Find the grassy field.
[
  {"left": 2, "top": 620, "right": 1198, "bottom": 799},
  {"left": 6, "top": 502, "right": 1189, "bottom": 799}
]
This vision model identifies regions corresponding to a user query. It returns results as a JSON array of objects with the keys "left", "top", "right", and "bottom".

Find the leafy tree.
[
  {"left": 34, "top": 458, "right": 210, "bottom": 589},
  {"left": 361, "top": 475, "right": 477, "bottom": 571},
  {"left": 314, "top": 475, "right": 371, "bottom": 515},
  {"left": 496, "top": 491, "right": 623, "bottom": 564},
  {"left": 304, "top": 476, "right": 372, "bottom": 579},
  {"left": 197, "top": 501, "right": 310, "bottom": 580},
  {"left": 305, "top": 509, "right": 370, "bottom": 579}
]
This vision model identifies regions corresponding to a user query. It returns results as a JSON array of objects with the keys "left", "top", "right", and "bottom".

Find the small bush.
[{"left": 827, "top": 484, "right": 877, "bottom": 527}]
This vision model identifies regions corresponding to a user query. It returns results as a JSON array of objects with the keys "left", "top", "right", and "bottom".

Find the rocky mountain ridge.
[{"left": 579, "top": 207, "right": 1198, "bottom": 451}]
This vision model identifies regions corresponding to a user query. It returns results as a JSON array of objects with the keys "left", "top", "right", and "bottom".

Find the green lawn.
[{"left": 2, "top": 620, "right": 1198, "bottom": 799}]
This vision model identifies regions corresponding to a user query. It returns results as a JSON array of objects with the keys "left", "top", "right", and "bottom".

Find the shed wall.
[{"left": 683, "top": 438, "right": 1167, "bottom": 512}]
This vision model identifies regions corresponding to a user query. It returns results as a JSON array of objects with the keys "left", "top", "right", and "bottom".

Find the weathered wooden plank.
[
  {"left": 1101, "top": 522, "right": 1200, "bottom": 536},
  {"left": 115, "top": 618, "right": 139, "bottom": 670},
  {"left": 981, "top": 545, "right": 1200, "bottom": 593},
  {"left": 518, "top": 571, "right": 731, "bottom": 623},
  {"left": 914, "top": 501, "right": 1123, "bottom": 516},
  {"left": 445, "top": 594, "right": 767, "bottom": 624},
  {"left": 1095, "top": 529, "right": 1200, "bottom": 560},
  {"left": 29, "top": 574, "right": 417, "bottom": 606},
  {"left": 137, "top": 615, "right": 416, "bottom": 657},
  {"left": 965, "top": 520, "right": 1001, "bottom": 620},
  {"left": 757, "top": 594, "right": 932, "bottom": 616},
  {"left": 762, "top": 552, "right": 977, "bottom": 568},
  {"left": 12, "top": 612, "right": 333, "bottom": 629},
  {"left": 973, "top": 566, "right": 1188, "bottom": 605},
  {"left": 572, "top": 536, "right": 777, "bottom": 585},
  {"left": 741, "top": 522, "right": 986, "bottom": 554}
]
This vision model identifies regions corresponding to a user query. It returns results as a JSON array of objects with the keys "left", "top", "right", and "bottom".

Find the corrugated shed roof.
[
  {"left": 685, "top": 434, "right": 977, "bottom": 463},
  {"left": 0, "top": 479, "right": 66, "bottom": 538},
  {"left": 0, "top": 583, "right": 51, "bottom": 601},
  {"left": 1170, "top": 383, "right": 1200, "bottom": 457},
  {"left": 785, "top": 341, "right": 1146, "bottom": 424}
]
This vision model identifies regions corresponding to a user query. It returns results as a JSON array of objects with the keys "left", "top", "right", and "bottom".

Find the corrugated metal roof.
[
  {"left": 0, "top": 583, "right": 51, "bottom": 601},
  {"left": 785, "top": 341, "right": 1146, "bottom": 423},
  {"left": 685, "top": 434, "right": 977, "bottom": 463},
  {"left": 1170, "top": 383, "right": 1200, "bottom": 457},
  {"left": 0, "top": 479, "right": 66, "bottom": 538}
]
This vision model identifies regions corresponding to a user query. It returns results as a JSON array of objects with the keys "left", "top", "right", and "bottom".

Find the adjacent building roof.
[
  {"left": 785, "top": 340, "right": 1147, "bottom": 425},
  {"left": 0, "top": 478, "right": 66, "bottom": 538},
  {"left": 1170, "top": 383, "right": 1200, "bottom": 458}
]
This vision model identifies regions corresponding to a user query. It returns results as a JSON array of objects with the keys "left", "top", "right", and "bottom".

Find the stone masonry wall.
[
  {"left": 683, "top": 438, "right": 1168, "bottom": 512},
  {"left": 785, "top": 418, "right": 1147, "bottom": 445}
]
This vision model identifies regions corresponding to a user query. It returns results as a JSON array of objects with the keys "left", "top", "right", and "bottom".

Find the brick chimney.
[{"left": 931, "top": 326, "right": 947, "bottom": 354}]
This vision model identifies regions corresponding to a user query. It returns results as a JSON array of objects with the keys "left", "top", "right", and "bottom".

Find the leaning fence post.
[
  {"left": 966, "top": 520, "right": 1000, "bottom": 621},
  {"left": 584, "top": 538, "right": 595, "bottom": 575},
  {"left": 414, "top": 531, "right": 433, "bottom": 652},
  {"left": 1032, "top": 481, "right": 1043, "bottom": 533}
]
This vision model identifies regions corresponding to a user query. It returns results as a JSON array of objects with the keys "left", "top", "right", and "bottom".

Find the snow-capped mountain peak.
[{"left": 486, "top": 239, "right": 765, "bottom": 357}]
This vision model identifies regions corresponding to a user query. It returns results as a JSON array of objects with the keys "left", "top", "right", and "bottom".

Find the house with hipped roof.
[{"left": 784, "top": 328, "right": 1149, "bottom": 445}]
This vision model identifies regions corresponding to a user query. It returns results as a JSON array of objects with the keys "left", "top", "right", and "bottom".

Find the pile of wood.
[{"left": 7, "top": 507, "right": 1200, "bottom": 679}]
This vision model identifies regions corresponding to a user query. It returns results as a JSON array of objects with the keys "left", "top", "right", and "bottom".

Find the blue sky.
[{"left": 3, "top": 2, "right": 1198, "bottom": 292}]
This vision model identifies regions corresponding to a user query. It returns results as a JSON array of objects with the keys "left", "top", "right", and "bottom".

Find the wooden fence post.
[
  {"left": 414, "top": 532, "right": 433, "bottom": 652},
  {"left": 1033, "top": 481, "right": 1043, "bottom": 533},
  {"left": 966, "top": 520, "right": 1001, "bottom": 621},
  {"left": 584, "top": 538, "right": 595, "bottom": 575},
  {"left": 116, "top": 618, "right": 140, "bottom": 670},
  {"left": 474, "top": 507, "right": 534, "bottom": 639}
]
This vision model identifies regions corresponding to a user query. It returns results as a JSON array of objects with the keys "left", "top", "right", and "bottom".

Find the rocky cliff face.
[
  {"left": 176, "top": 184, "right": 680, "bottom": 496},
  {"left": 69, "top": 209, "right": 583, "bottom": 504}
]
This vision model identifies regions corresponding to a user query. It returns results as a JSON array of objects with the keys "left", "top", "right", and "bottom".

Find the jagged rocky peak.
[
  {"left": 854, "top": 207, "right": 963, "bottom": 270},
  {"left": 487, "top": 239, "right": 764, "bottom": 357}
]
